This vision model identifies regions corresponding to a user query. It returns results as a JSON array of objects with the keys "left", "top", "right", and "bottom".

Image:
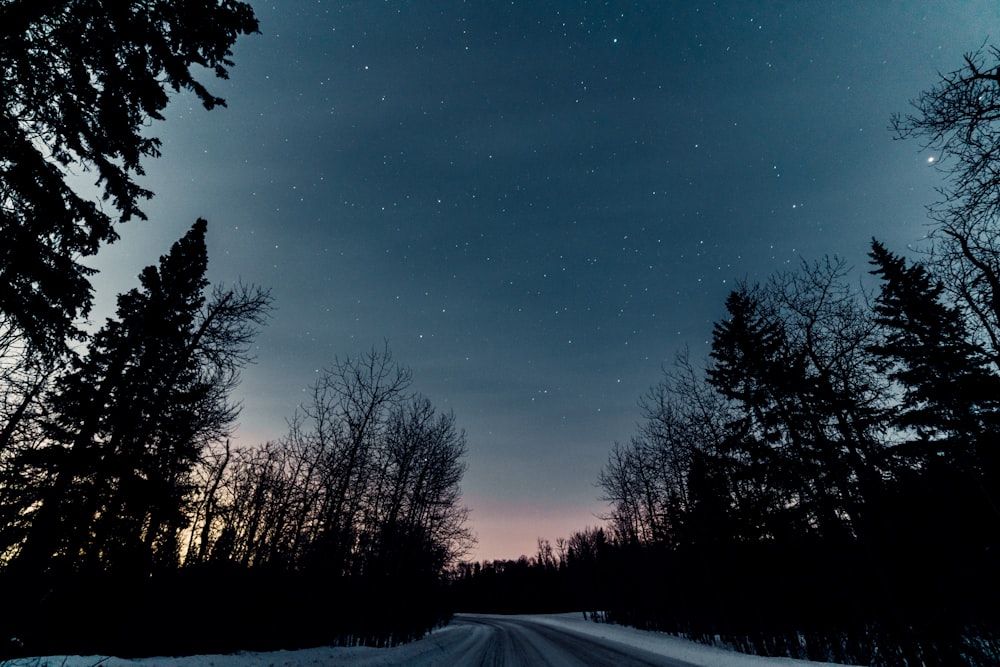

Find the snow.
[
  {"left": 522, "top": 613, "right": 861, "bottom": 666},
  {"left": 4, "top": 613, "right": 860, "bottom": 667}
]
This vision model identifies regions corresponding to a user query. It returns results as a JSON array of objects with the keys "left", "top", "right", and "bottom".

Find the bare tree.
[
  {"left": 892, "top": 45, "right": 1000, "bottom": 363},
  {"left": 195, "top": 345, "right": 473, "bottom": 577},
  {"left": 0, "top": 316, "right": 57, "bottom": 457},
  {"left": 599, "top": 352, "right": 731, "bottom": 546}
]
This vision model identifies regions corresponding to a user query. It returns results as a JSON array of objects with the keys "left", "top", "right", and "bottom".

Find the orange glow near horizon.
[
  {"left": 230, "top": 425, "right": 609, "bottom": 565},
  {"left": 462, "top": 495, "right": 608, "bottom": 564}
]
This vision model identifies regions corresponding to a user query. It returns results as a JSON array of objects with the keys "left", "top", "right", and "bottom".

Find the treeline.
[
  {"left": 593, "top": 48, "right": 1000, "bottom": 667},
  {"left": 447, "top": 528, "right": 612, "bottom": 614},
  {"left": 0, "top": 222, "right": 471, "bottom": 657},
  {"left": 464, "top": 241, "right": 1000, "bottom": 665},
  {"left": 451, "top": 46, "right": 1000, "bottom": 666},
  {"left": 192, "top": 354, "right": 471, "bottom": 580},
  {"left": 595, "top": 246, "right": 999, "bottom": 665},
  {"left": 0, "top": 1, "right": 471, "bottom": 658}
]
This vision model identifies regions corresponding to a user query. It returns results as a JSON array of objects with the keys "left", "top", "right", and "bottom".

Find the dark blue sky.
[{"left": 90, "top": 1, "right": 997, "bottom": 560}]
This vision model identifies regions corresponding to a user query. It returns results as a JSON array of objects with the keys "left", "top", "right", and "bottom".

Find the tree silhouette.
[
  {"left": 869, "top": 239, "right": 1000, "bottom": 515},
  {"left": 1, "top": 219, "right": 270, "bottom": 577},
  {"left": 708, "top": 284, "right": 834, "bottom": 540},
  {"left": 0, "top": 0, "right": 258, "bottom": 357},
  {"left": 870, "top": 241, "right": 1000, "bottom": 442},
  {"left": 892, "top": 46, "right": 1000, "bottom": 361},
  {"left": 590, "top": 250, "right": 1000, "bottom": 663},
  {"left": 189, "top": 346, "right": 473, "bottom": 578},
  {"left": 586, "top": 43, "right": 1000, "bottom": 667}
]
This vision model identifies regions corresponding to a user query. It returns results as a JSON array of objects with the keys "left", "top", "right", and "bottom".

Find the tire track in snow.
[{"left": 452, "top": 615, "right": 699, "bottom": 666}]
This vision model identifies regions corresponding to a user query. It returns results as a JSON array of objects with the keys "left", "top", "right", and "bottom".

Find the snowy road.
[
  {"left": 449, "top": 614, "right": 696, "bottom": 666},
  {"left": 12, "top": 613, "right": 857, "bottom": 666}
]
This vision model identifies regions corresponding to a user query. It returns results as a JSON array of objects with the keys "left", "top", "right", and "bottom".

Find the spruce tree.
[
  {"left": 6, "top": 220, "right": 269, "bottom": 576},
  {"left": 868, "top": 239, "right": 1000, "bottom": 474},
  {"left": 0, "top": 1, "right": 258, "bottom": 357}
]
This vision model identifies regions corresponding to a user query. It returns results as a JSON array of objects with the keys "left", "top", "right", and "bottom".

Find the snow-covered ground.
[
  {"left": 4, "top": 613, "right": 860, "bottom": 667},
  {"left": 521, "top": 614, "right": 859, "bottom": 666}
]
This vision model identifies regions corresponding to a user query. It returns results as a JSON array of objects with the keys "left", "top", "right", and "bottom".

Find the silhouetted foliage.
[
  {"left": 183, "top": 346, "right": 473, "bottom": 577},
  {"left": 869, "top": 240, "right": 1000, "bottom": 485},
  {"left": 0, "top": 221, "right": 276, "bottom": 657},
  {"left": 0, "top": 228, "right": 472, "bottom": 657},
  {"left": 0, "top": 322, "right": 53, "bottom": 456},
  {"left": 447, "top": 528, "right": 612, "bottom": 615},
  {"left": 0, "top": 220, "right": 270, "bottom": 575},
  {"left": 163, "top": 346, "right": 472, "bottom": 652},
  {"left": 583, "top": 47, "right": 1000, "bottom": 666},
  {"left": 0, "top": 0, "right": 258, "bottom": 357},
  {"left": 0, "top": 1, "right": 471, "bottom": 657},
  {"left": 594, "top": 249, "right": 1000, "bottom": 665},
  {"left": 892, "top": 45, "right": 1000, "bottom": 363}
]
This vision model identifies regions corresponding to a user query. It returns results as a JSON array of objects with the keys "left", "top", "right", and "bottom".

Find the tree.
[
  {"left": 1, "top": 219, "right": 271, "bottom": 576},
  {"left": 298, "top": 346, "right": 414, "bottom": 575},
  {"left": 706, "top": 284, "right": 820, "bottom": 540},
  {"left": 863, "top": 239, "right": 1000, "bottom": 665},
  {"left": 363, "top": 395, "right": 472, "bottom": 576},
  {"left": 599, "top": 441, "right": 654, "bottom": 545},
  {"left": 191, "top": 346, "right": 473, "bottom": 578},
  {"left": 0, "top": 319, "right": 55, "bottom": 455},
  {"left": 0, "top": 0, "right": 258, "bottom": 357},
  {"left": 707, "top": 260, "right": 890, "bottom": 543},
  {"left": 868, "top": 239, "right": 1000, "bottom": 510},
  {"left": 892, "top": 46, "right": 1000, "bottom": 362},
  {"left": 598, "top": 352, "right": 731, "bottom": 547}
]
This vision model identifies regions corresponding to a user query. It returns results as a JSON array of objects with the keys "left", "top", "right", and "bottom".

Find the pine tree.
[
  {"left": 869, "top": 240, "right": 1000, "bottom": 536},
  {"left": 0, "top": 1, "right": 258, "bottom": 357},
  {"left": 707, "top": 286, "right": 821, "bottom": 540},
  {"left": 707, "top": 274, "right": 885, "bottom": 544},
  {"left": 5, "top": 220, "right": 269, "bottom": 576},
  {"left": 869, "top": 240, "right": 1000, "bottom": 468}
]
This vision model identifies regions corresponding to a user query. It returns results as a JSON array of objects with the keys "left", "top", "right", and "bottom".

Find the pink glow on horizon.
[
  {"left": 230, "top": 425, "right": 609, "bottom": 565},
  {"left": 463, "top": 495, "right": 608, "bottom": 563}
]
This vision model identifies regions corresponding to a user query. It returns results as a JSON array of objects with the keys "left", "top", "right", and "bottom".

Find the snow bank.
[
  {"left": 4, "top": 613, "right": 861, "bottom": 666},
  {"left": 1, "top": 624, "right": 481, "bottom": 667},
  {"left": 521, "top": 613, "right": 862, "bottom": 667}
]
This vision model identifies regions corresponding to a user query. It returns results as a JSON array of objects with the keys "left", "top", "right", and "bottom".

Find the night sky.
[{"left": 88, "top": 1, "right": 997, "bottom": 561}]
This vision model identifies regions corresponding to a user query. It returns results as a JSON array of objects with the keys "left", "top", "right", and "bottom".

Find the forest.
[
  {"left": 2, "top": 2, "right": 1000, "bottom": 666},
  {"left": 449, "top": 47, "right": 1000, "bottom": 667},
  {"left": 451, "top": 239, "right": 1000, "bottom": 666},
  {"left": 0, "top": 1, "right": 470, "bottom": 658}
]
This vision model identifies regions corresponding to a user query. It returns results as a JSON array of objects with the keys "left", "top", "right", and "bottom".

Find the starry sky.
[{"left": 88, "top": 1, "right": 997, "bottom": 561}]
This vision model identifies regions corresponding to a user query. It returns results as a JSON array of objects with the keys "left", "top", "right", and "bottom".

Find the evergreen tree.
[
  {"left": 0, "top": 0, "right": 258, "bottom": 357},
  {"left": 3, "top": 220, "right": 270, "bottom": 576},
  {"left": 868, "top": 239, "right": 1000, "bottom": 508},
  {"left": 707, "top": 269, "right": 888, "bottom": 545},
  {"left": 706, "top": 286, "right": 823, "bottom": 541}
]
